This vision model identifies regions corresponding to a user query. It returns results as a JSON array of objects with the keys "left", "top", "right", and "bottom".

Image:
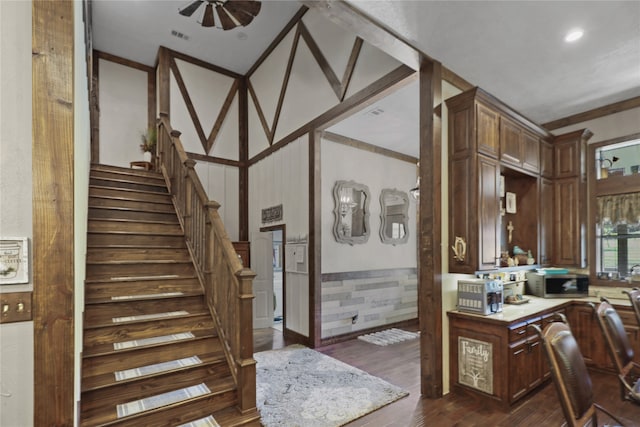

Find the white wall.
[
  {"left": 0, "top": 1, "right": 34, "bottom": 425},
  {"left": 98, "top": 59, "right": 148, "bottom": 167},
  {"left": 552, "top": 107, "right": 640, "bottom": 143},
  {"left": 321, "top": 139, "right": 417, "bottom": 273},
  {"left": 248, "top": 138, "right": 309, "bottom": 335}
]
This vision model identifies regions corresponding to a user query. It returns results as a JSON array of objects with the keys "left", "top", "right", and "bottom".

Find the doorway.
[{"left": 252, "top": 225, "right": 286, "bottom": 333}]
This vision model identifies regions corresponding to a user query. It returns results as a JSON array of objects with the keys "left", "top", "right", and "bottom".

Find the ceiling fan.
[{"left": 179, "top": 0, "right": 262, "bottom": 30}]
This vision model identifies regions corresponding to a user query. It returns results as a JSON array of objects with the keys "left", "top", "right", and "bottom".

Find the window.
[
  {"left": 597, "top": 220, "right": 640, "bottom": 279},
  {"left": 590, "top": 134, "right": 640, "bottom": 285}
]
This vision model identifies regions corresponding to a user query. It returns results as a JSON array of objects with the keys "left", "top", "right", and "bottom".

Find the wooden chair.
[
  {"left": 531, "top": 321, "right": 625, "bottom": 426},
  {"left": 622, "top": 287, "right": 640, "bottom": 327},
  {"left": 592, "top": 298, "right": 640, "bottom": 405}
]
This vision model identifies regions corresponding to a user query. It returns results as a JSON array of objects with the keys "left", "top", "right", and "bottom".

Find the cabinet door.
[
  {"left": 554, "top": 177, "right": 584, "bottom": 266},
  {"left": 539, "top": 178, "right": 553, "bottom": 265},
  {"left": 554, "top": 139, "right": 579, "bottom": 178},
  {"left": 527, "top": 337, "right": 545, "bottom": 389},
  {"left": 500, "top": 116, "right": 522, "bottom": 168},
  {"left": 522, "top": 131, "right": 540, "bottom": 173},
  {"left": 478, "top": 155, "right": 500, "bottom": 270},
  {"left": 509, "top": 340, "right": 530, "bottom": 402},
  {"left": 569, "top": 304, "right": 612, "bottom": 369},
  {"left": 540, "top": 141, "right": 554, "bottom": 178},
  {"left": 449, "top": 155, "right": 476, "bottom": 274},
  {"left": 477, "top": 103, "right": 499, "bottom": 158}
]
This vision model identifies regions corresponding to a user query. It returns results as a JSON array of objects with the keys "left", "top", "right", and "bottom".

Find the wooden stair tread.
[
  {"left": 84, "top": 274, "right": 198, "bottom": 285},
  {"left": 86, "top": 247, "right": 191, "bottom": 261},
  {"left": 81, "top": 351, "right": 226, "bottom": 392},
  {"left": 83, "top": 313, "right": 214, "bottom": 348},
  {"left": 83, "top": 329, "right": 218, "bottom": 358},
  {"left": 90, "top": 184, "right": 172, "bottom": 198},
  {"left": 210, "top": 406, "right": 262, "bottom": 427},
  {"left": 84, "top": 299, "right": 209, "bottom": 329},
  {"left": 80, "top": 376, "right": 236, "bottom": 427},
  {"left": 89, "top": 195, "right": 174, "bottom": 208}
]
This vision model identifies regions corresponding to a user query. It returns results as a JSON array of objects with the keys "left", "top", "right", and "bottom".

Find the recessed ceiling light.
[{"left": 564, "top": 29, "right": 584, "bottom": 43}]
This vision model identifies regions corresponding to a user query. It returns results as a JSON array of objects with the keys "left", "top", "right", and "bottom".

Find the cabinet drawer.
[{"left": 509, "top": 322, "right": 529, "bottom": 342}]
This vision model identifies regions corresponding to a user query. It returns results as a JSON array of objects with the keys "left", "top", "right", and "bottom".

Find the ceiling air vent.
[
  {"left": 171, "top": 30, "right": 190, "bottom": 41},
  {"left": 367, "top": 107, "right": 385, "bottom": 117}
]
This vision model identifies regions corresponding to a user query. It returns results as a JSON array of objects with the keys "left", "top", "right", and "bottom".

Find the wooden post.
[
  {"left": 235, "top": 268, "right": 257, "bottom": 412},
  {"left": 183, "top": 159, "right": 196, "bottom": 240},
  {"left": 32, "top": 0, "right": 75, "bottom": 424},
  {"left": 418, "top": 57, "right": 443, "bottom": 398}
]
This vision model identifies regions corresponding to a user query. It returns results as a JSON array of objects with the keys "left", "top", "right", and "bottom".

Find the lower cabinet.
[
  {"left": 449, "top": 301, "right": 636, "bottom": 410},
  {"left": 449, "top": 307, "right": 565, "bottom": 409}
]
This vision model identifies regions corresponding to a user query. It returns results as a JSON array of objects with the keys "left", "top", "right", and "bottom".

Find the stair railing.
[{"left": 156, "top": 113, "right": 257, "bottom": 413}]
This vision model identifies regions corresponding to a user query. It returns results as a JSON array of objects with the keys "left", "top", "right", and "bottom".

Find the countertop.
[{"left": 449, "top": 295, "right": 632, "bottom": 324}]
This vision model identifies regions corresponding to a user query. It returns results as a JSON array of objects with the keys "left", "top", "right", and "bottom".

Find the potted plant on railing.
[{"left": 140, "top": 127, "right": 157, "bottom": 164}]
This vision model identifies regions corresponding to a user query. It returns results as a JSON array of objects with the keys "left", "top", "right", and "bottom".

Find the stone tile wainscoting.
[{"left": 321, "top": 268, "right": 418, "bottom": 339}]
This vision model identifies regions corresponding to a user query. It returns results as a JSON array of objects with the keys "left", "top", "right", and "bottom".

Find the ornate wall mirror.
[
  {"left": 333, "top": 180, "right": 370, "bottom": 245},
  {"left": 379, "top": 188, "right": 409, "bottom": 245}
]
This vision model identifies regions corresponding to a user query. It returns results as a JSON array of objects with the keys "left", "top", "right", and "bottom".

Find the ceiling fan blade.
[
  {"left": 216, "top": 5, "right": 237, "bottom": 30},
  {"left": 223, "top": 7, "right": 253, "bottom": 27},
  {"left": 226, "top": 1, "right": 261, "bottom": 17},
  {"left": 202, "top": 3, "right": 215, "bottom": 27},
  {"left": 179, "top": 0, "right": 204, "bottom": 17}
]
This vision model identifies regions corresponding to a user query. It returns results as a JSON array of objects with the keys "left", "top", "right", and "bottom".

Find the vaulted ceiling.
[{"left": 92, "top": 1, "right": 640, "bottom": 157}]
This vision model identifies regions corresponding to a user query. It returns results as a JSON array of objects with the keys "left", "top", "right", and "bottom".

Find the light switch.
[{"left": 0, "top": 292, "right": 32, "bottom": 323}]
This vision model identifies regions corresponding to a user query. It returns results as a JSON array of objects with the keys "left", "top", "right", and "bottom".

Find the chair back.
[
  {"left": 594, "top": 300, "right": 635, "bottom": 373},
  {"left": 623, "top": 287, "right": 640, "bottom": 327},
  {"left": 538, "top": 322, "right": 597, "bottom": 426}
]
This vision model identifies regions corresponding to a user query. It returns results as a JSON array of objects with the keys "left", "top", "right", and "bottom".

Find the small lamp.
[{"left": 599, "top": 156, "right": 619, "bottom": 179}]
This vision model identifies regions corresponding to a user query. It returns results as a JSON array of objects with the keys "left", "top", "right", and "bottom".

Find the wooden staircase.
[{"left": 81, "top": 164, "right": 260, "bottom": 427}]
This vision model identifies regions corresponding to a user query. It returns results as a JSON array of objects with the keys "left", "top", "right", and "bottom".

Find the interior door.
[{"left": 251, "top": 231, "right": 274, "bottom": 329}]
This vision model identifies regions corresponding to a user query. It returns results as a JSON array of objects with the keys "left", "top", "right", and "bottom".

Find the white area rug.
[
  {"left": 255, "top": 345, "right": 408, "bottom": 427},
  {"left": 357, "top": 328, "right": 419, "bottom": 346}
]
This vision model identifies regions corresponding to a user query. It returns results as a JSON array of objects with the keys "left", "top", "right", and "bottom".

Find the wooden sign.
[
  {"left": 261, "top": 204, "right": 283, "bottom": 224},
  {"left": 458, "top": 336, "right": 493, "bottom": 394}
]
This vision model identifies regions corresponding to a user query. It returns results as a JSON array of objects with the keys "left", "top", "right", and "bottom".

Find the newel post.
[{"left": 236, "top": 268, "right": 257, "bottom": 413}]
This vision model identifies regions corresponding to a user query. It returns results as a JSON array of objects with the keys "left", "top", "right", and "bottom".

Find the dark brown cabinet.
[
  {"left": 447, "top": 87, "right": 552, "bottom": 272},
  {"left": 449, "top": 305, "right": 566, "bottom": 409},
  {"left": 539, "top": 178, "right": 554, "bottom": 266},
  {"left": 552, "top": 130, "right": 592, "bottom": 268},
  {"left": 540, "top": 141, "right": 554, "bottom": 178}
]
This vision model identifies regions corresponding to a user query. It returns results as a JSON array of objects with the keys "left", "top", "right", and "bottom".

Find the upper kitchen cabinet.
[
  {"left": 446, "top": 88, "right": 553, "bottom": 273},
  {"left": 552, "top": 129, "right": 593, "bottom": 268}
]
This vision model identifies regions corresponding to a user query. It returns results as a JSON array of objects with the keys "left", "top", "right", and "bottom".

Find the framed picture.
[
  {"left": 505, "top": 192, "right": 517, "bottom": 214},
  {"left": 0, "top": 237, "right": 29, "bottom": 284}
]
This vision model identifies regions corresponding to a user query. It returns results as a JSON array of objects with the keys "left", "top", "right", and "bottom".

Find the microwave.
[{"left": 525, "top": 272, "right": 589, "bottom": 298}]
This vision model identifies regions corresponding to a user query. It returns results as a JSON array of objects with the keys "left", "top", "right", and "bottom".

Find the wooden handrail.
[{"left": 156, "top": 114, "right": 257, "bottom": 413}]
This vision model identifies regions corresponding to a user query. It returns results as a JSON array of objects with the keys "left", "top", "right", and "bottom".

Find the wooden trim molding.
[
  {"left": 186, "top": 151, "right": 241, "bottom": 167},
  {"left": 169, "top": 57, "right": 209, "bottom": 149},
  {"left": 239, "top": 77, "right": 249, "bottom": 241},
  {"left": 95, "top": 49, "right": 154, "bottom": 73},
  {"left": 247, "top": 80, "right": 272, "bottom": 142},
  {"left": 165, "top": 46, "right": 242, "bottom": 78},
  {"left": 321, "top": 268, "right": 417, "bottom": 282},
  {"left": 299, "top": 21, "right": 342, "bottom": 99},
  {"left": 322, "top": 131, "right": 418, "bottom": 164},
  {"left": 270, "top": 24, "right": 302, "bottom": 145},
  {"left": 543, "top": 96, "right": 640, "bottom": 131},
  {"left": 309, "top": 130, "right": 322, "bottom": 347},
  {"left": 247, "top": 6, "right": 308, "bottom": 77},
  {"left": 300, "top": 0, "right": 425, "bottom": 70},
  {"left": 340, "top": 38, "right": 363, "bottom": 101},
  {"left": 248, "top": 65, "right": 415, "bottom": 165},
  {"left": 32, "top": 0, "right": 75, "bottom": 424},
  {"left": 442, "top": 66, "right": 474, "bottom": 92},
  {"left": 207, "top": 79, "right": 239, "bottom": 154}
]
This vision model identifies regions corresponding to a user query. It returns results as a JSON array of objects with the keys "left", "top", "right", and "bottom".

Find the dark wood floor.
[{"left": 254, "top": 327, "right": 640, "bottom": 427}]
